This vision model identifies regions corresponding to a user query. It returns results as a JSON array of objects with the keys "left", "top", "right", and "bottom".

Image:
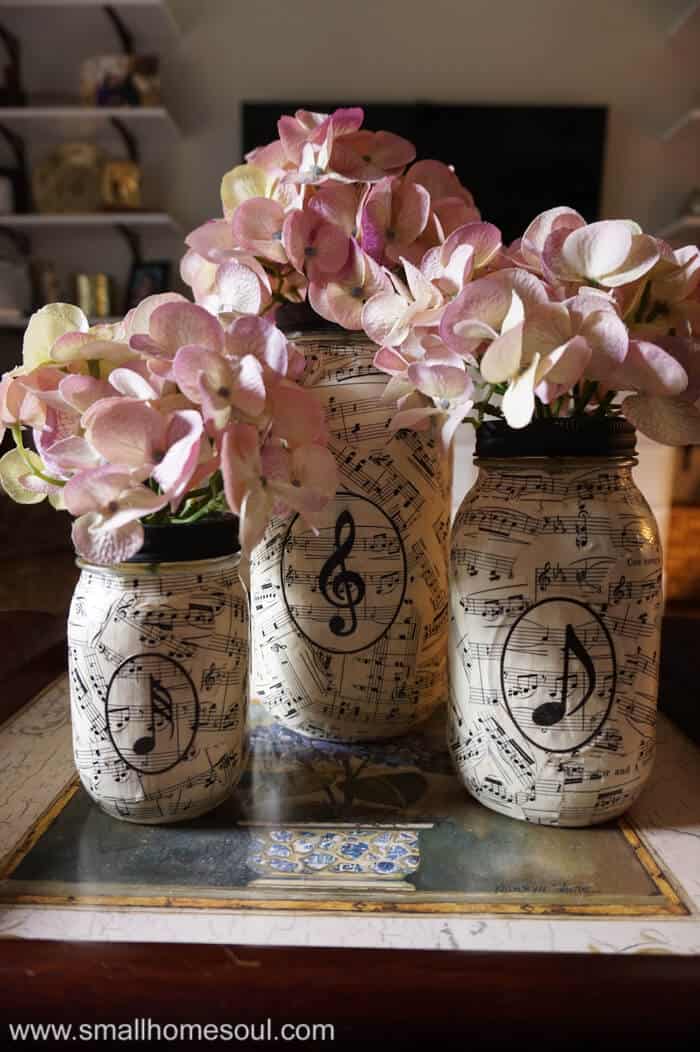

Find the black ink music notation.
[
  {"left": 318, "top": 508, "right": 366, "bottom": 637},
  {"left": 531, "top": 623, "right": 597, "bottom": 728},
  {"left": 335, "top": 456, "right": 424, "bottom": 532},
  {"left": 284, "top": 565, "right": 402, "bottom": 595},
  {"left": 452, "top": 547, "right": 516, "bottom": 581},
  {"left": 608, "top": 572, "right": 662, "bottom": 604},
  {"left": 87, "top": 568, "right": 237, "bottom": 598},
  {"left": 477, "top": 470, "right": 632, "bottom": 502},
  {"left": 132, "top": 676, "right": 175, "bottom": 756},
  {"left": 284, "top": 531, "right": 401, "bottom": 559},
  {"left": 459, "top": 593, "right": 529, "bottom": 619},
  {"left": 201, "top": 663, "right": 245, "bottom": 691},
  {"left": 535, "top": 557, "right": 615, "bottom": 596},
  {"left": 462, "top": 507, "right": 660, "bottom": 551}
]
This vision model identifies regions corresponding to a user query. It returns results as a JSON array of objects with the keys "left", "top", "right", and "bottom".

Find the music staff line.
[
  {"left": 476, "top": 469, "right": 642, "bottom": 503},
  {"left": 460, "top": 506, "right": 660, "bottom": 551}
]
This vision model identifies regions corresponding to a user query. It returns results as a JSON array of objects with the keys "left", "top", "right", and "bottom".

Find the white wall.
[{"left": 164, "top": 0, "right": 699, "bottom": 234}]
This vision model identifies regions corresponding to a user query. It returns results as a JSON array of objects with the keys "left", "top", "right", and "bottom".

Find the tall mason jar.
[
  {"left": 68, "top": 520, "right": 249, "bottom": 823},
  {"left": 449, "top": 419, "right": 662, "bottom": 827},
  {"left": 250, "top": 330, "right": 451, "bottom": 742}
]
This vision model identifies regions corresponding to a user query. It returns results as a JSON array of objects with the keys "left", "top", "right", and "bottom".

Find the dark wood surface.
[
  {"left": 0, "top": 609, "right": 699, "bottom": 1041},
  {"left": 0, "top": 610, "right": 66, "bottom": 725},
  {"left": 0, "top": 941, "right": 698, "bottom": 1045}
]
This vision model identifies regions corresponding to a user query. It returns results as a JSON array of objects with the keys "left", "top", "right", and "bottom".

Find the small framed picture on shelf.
[
  {"left": 124, "top": 261, "right": 171, "bottom": 312},
  {"left": 80, "top": 54, "right": 161, "bottom": 107}
]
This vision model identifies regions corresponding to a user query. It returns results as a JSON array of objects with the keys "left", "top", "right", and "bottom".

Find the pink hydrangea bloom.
[
  {"left": 361, "top": 177, "right": 431, "bottom": 266},
  {"left": 221, "top": 422, "right": 336, "bottom": 552},
  {"left": 282, "top": 207, "right": 350, "bottom": 282},
  {"left": 309, "top": 240, "right": 388, "bottom": 330},
  {"left": 0, "top": 293, "right": 337, "bottom": 563}
]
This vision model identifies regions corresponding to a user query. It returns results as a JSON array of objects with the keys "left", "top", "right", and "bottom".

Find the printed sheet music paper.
[
  {"left": 449, "top": 458, "right": 663, "bottom": 826},
  {"left": 250, "top": 334, "right": 451, "bottom": 742},
  {"left": 67, "top": 554, "right": 249, "bottom": 823}
]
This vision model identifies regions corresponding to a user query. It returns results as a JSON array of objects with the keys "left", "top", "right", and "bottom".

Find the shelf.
[
  {"left": 0, "top": 212, "right": 180, "bottom": 229},
  {"left": 660, "top": 105, "right": 700, "bottom": 142},
  {"left": 0, "top": 314, "right": 122, "bottom": 330},
  {"left": 0, "top": 1, "right": 180, "bottom": 42},
  {"left": 0, "top": 0, "right": 172, "bottom": 6},
  {"left": 665, "top": 1, "right": 699, "bottom": 37},
  {"left": 0, "top": 106, "right": 178, "bottom": 142},
  {"left": 656, "top": 215, "right": 700, "bottom": 242}
]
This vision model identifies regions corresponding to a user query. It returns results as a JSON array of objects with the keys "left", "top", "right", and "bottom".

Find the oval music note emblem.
[
  {"left": 318, "top": 509, "right": 366, "bottom": 637},
  {"left": 106, "top": 653, "right": 199, "bottom": 775},
  {"left": 501, "top": 598, "right": 616, "bottom": 753},
  {"left": 281, "top": 491, "right": 407, "bottom": 655}
]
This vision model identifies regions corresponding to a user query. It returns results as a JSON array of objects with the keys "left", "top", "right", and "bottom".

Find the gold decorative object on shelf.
[
  {"left": 30, "top": 260, "right": 60, "bottom": 307},
  {"left": 101, "top": 160, "right": 142, "bottom": 210},
  {"left": 32, "top": 143, "right": 104, "bottom": 214},
  {"left": 75, "top": 273, "right": 111, "bottom": 318}
]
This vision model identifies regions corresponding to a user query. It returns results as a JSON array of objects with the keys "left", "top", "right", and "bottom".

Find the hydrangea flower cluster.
[
  {"left": 2, "top": 106, "right": 699, "bottom": 567},
  {"left": 182, "top": 107, "right": 699, "bottom": 448},
  {"left": 0, "top": 296, "right": 337, "bottom": 563}
]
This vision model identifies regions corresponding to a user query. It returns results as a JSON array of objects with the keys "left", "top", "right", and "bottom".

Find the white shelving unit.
[
  {"left": 660, "top": 104, "right": 700, "bottom": 142},
  {"left": 665, "top": 0, "right": 700, "bottom": 38},
  {"left": 0, "top": 106, "right": 178, "bottom": 141},
  {"left": 0, "top": 313, "right": 121, "bottom": 329},
  {"left": 0, "top": 211, "right": 179, "bottom": 229},
  {"left": 0, "top": 0, "right": 181, "bottom": 40},
  {"left": 0, "top": 0, "right": 182, "bottom": 335}
]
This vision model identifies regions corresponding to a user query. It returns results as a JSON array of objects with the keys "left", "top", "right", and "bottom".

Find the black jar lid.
[
  {"left": 127, "top": 516, "right": 240, "bottom": 564},
  {"left": 275, "top": 301, "right": 342, "bottom": 334},
  {"left": 475, "top": 417, "right": 637, "bottom": 459}
]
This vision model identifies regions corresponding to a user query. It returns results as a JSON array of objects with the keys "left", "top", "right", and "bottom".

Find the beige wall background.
[{"left": 164, "top": 0, "right": 699, "bottom": 236}]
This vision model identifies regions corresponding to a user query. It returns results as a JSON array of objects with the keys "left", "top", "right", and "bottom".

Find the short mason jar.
[
  {"left": 67, "top": 518, "right": 249, "bottom": 823},
  {"left": 449, "top": 418, "right": 662, "bottom": 827}
]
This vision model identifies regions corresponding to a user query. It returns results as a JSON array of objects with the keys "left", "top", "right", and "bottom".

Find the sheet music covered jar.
[
  {"left": 250, "top": 331, "right": 451, "bottom": 742},
  {"left": 449, "top": 419, "right": 662, "bottom": 827},
  {"left": 67, "top": 521, "right": 248, "bottom": 823}
]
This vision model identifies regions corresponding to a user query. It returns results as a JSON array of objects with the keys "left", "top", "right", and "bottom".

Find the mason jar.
[
  {"left": 250, "top": 329, "right": 451, "bottom": 742},
  {"left": 68, "top": 519, "right": 249, "bottom": 823},
  {"left": 449, "top": 418, "right": 662, "bottom": 827}
]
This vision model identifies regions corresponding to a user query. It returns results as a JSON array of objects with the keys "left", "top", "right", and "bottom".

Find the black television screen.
[{"left": 242, "top": 102, "right": 607, "bottom": 244}]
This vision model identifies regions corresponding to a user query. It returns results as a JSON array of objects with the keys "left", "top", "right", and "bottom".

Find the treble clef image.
[{"left": 318, "top": 509, "right": 366, "bottom": 636}]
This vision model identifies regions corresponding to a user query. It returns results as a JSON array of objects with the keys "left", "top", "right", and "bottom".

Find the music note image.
[
  {"left": 106, "top": 656, "right": 196, "bottom": 775},
  {"left": 132, "top": 674, "right": 176, "bottom": 756},
  {"left": 530, "top": 620, "right": 600, "bottom": 730},
  {"left": 318, "top": 508, "right": 367, "bottom": 637}
]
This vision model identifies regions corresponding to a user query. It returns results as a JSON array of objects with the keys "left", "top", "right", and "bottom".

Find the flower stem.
[
  {"left": 174, "top": 494, "right": 227, "bottom": 524},
  {"left": 574, "top": 380, "right": 598, "bottom": 414},
  {"left": 596, "top": 390, "right": 618, "bottom": 416}
]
